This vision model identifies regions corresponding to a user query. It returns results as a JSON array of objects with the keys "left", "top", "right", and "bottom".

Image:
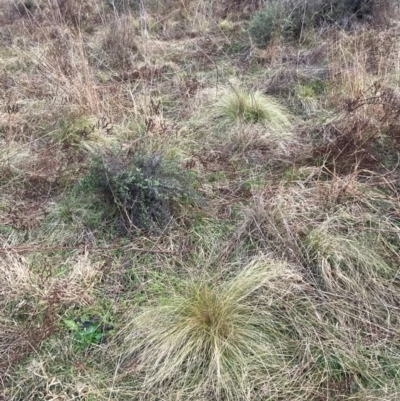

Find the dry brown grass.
[
  {"left": 1, "top": 0, "right": 400, "bottom": 400},
  {"left": 327, "top": 26, "right": 400, "bottom": 104},
  {"left": 0, "top": 251, "right": 102, "bottom": 387}
]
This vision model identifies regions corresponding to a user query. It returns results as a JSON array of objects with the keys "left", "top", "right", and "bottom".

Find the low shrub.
[
  {"left": 248, "top": 0, "right": 287, "bottom": 47},
  {"left": 78, "top": 151, "right": 197, "bottom": 234},
  {"left": 249, "top": 0, "right": 394, "bottom": 47}
]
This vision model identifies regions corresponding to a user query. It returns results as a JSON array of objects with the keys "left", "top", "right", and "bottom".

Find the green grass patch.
[{"left": 214, "top": 87, "right": 292, "bottom": 131}]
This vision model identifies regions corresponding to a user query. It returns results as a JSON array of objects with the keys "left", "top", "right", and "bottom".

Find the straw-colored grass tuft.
[
  {"left": 214, "top": 87, "right": 292, "bottom": 132},
  {"left": 119, "top": 258, "right": 305, "bottom": 400}
]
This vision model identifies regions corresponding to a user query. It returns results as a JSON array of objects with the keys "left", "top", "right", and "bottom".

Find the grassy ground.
[{"left": 1, "top": 0, "right": 400, "bottom": 400}]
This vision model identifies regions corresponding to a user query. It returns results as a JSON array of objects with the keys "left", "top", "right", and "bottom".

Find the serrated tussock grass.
[
  {"left": 239, "top": 176, "right": 400, "bottom": 328},
  {"left": 119, "top": 258, "right": 309, "bottom": 400},
  {"left": 214, "top": 87, "right": 292, "bottom": 132}
]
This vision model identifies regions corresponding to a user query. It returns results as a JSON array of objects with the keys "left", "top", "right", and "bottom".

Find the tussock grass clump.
[
  {"left": 292, "top": 83, "right": 319, "bottom": 115},
  {"left": 119, "top": 258, "right": 305, "bottom": 400},
  {"left": 214, "top": 87, "right": 292, "bottom": 131},
  {"left": 304, "top": 218, "right": 400, "bottom": 308},
  {"left": 239, "top": 176, "right": 400, "bottom": 320}
]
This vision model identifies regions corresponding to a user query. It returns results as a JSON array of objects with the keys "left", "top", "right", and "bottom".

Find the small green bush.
[
  {"left": 249, "top": 0, "right": 392, "bottom": 48},
  {"left": 248, "top": 1, "right": 287, "bottom": 48},
  {"left": 79, "top": 152, "right": 197, "bottom": 234}
]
